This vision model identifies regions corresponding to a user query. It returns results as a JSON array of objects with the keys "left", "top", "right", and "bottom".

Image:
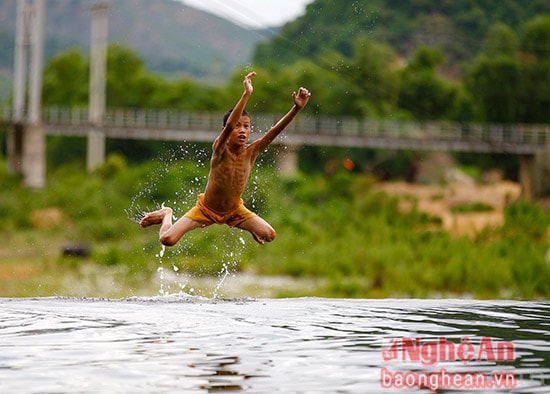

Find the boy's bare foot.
[{"left": 140, "top": 207, "right": 172, "bottom": 228}]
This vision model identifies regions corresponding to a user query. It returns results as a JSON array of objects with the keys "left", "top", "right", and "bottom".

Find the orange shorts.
[{"left": 184, "top": 194, "right": 256, "bottom": 227}]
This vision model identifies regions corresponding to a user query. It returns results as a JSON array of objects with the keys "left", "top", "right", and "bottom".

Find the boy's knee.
[
  {"left": 266, "top": 228, "right": 276, "bottom": 242},
  {"left": 256, "top": 228, "right": 276, "bottom": 244}
]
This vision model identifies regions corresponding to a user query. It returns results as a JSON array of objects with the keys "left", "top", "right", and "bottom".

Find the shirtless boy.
[{"left": 140, "top": 72, "right": 311, "bottom": 246}]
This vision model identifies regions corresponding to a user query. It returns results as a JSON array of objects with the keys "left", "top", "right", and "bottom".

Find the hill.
[
  {"left": 253, "top": 0, "right": 550, "bottom": 75},
  {"left": 0, "top": 0, "right": 270, "bottom": 99}
]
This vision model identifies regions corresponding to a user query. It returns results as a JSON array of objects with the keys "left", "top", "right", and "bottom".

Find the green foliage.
[
  {"left": 522, "top": 15, "right": 550, "bottom": 61},
  {"left": 46, "top": 136, "right": 87, "bottom": 170},
  {"left": 251, "top": 169, "right": 550, "bottom": 299},
  {"left": 502, "top": 200, "right": 550, "bottom": 241},
  {"left": 467, "top": 51, "right": 522, "bottom": 123},
  {"left": 95, "top": 153, "right": 128, "bottom": 179},
  {"left": 42, "top": 49, "right": 88, "bottom": 106},
  {"left": 252, "top": 0, "right": 550, "bottom": 125},
  {"left": 465, "top": 16, "right": 550, "bottom": 124},
  {"left": 255, "top": 0, "right": 550, "bottom": 71},
  {"left": 398, "top": 46, "right": 457, "bottom": 119},
  {"left": 0, "top": 158, "right": 549, "bottom": 299},
  {"left": 451, "top": 202, "right": 494, "bottom": 213},
  {"left": 519, "top": 15, "right": 550, "bottom": 123},
  {"left": 348, "top": 36, "right": 401, "bottom": 117}
]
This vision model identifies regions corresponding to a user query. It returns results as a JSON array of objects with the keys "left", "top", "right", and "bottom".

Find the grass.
[
  {"left": 0, "top": 154, "right": 549, "bottom": 299},
  {"left": 451, "top": 201, "right": 495, "bottom": 213}
]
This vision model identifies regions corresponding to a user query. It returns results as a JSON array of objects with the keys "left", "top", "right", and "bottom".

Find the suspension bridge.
[
  {"left": 2, "top": 105, "right": 549, "bottom": 199},
  {"left": 2, "top": 106, "right": 548, "bottom": 154}
]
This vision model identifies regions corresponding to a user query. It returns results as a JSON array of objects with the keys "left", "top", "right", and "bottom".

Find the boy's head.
[{"left": 223, "top": 108, "right": 251, "bottom": 127}]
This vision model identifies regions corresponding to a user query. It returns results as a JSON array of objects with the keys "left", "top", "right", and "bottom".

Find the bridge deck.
[{"left": 2, "top": 106, "right": 549, "bottom": 154}]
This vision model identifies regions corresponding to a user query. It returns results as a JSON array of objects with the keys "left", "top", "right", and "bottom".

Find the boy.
[{"left": 140, "top": 72, "right": 311, "bottom": 246}]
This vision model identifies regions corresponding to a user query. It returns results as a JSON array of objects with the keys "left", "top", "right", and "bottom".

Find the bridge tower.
[
  {"left": 87, "top": 1, "right": 109, "bottom": 171},
  {"left": 8, "top": 0, "right": 46, "bottom": 188},
  {"left": 276, "top": 144, "right": 300, "bottom": 174}
]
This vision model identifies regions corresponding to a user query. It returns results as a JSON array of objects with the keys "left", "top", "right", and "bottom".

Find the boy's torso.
[{"left": 203, "top": 143, "right": 257, "bottom": 213}]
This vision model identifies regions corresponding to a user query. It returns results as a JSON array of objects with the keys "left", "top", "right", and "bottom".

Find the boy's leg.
[
  {"left": 140, "top": 207, "right": 203, "bottom": 246},
  {"left": 236, "top": 216, "right": 276, "bottom": 245}
]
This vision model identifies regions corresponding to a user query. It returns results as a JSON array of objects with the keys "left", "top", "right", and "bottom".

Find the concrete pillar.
[
  {"left": 8, "top": 0, "right": 30, "bottom": 175},
  {"left": 519, "top": 154, "right": 534, "bottom": 201},
  {"left": 19, "top": 0, "right": 46, "bottom": 189},
  {"left": 7, "top": 123, "right": 24, "bottom": 174},
  {"left": 533, "top": 144, "right": 550, "bottom": 198},
  {"left": 276, "top": 144, "right": 300, "bottom": 174},
  {"left": 27, "top": 0, "right": 44, "bottom": 126},
  {"left": 12, "top": 0, "right": 29, "bottom": 124},
  {"left": 22, "top": 123, "right": 46, "bottom": 188},
  {"left": 87, "top": 128, "right": 106, "bottom": 171},
  {"left": 87, "top": 1, "right": 109, "bottom": 171}
]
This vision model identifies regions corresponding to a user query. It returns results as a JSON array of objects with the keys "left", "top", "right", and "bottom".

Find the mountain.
[
  {"left": 0, "top": 0, "right": 271, "bottom": 96},
  {"left": 254, "top": 0, "right": 550, "bottom": 73}
]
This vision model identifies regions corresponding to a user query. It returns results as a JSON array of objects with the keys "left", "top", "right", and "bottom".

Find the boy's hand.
[
  {"left": 243, "top": 71, "right": 256, "bottom": 94},
  {"left": 293, "top": 87, "right": 311, "bottom": 109}
]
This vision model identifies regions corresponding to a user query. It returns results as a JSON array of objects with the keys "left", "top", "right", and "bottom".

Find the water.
[{"left": 1, "top": 297, "right": 549, "bottom": 393}]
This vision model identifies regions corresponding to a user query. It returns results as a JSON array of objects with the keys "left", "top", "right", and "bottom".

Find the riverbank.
[
  {"left": 376, "top": 180, "right": 522, "bottom": 237},
  {"left": 0, "top": 159, "right": 549, "bottom": 299}
]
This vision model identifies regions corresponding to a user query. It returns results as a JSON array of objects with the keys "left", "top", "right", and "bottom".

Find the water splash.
[
  {"left": 126, "top": 143, "right": 207, "bottom": 225},
  {"left": 129, "top": 140, "right": 260, "bottom": 299},
  {"left": 213, "top": 263, "right": 230, "bottom": 299},
  {"left": 124, "top": 206, "right": 149, "bottom": 224},
  {"left": 156, "top": 245, "right": 167, "bottom": 296}
]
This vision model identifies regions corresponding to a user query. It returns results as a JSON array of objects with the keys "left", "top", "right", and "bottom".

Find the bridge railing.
[
  {"left": 38, "top": 107, "right": 224, "bottom": 130},
  {"left": 1, "top": 106, "right": 549, "bottom": 146},
  {"left": 285, "top": 114, "right": 549, "bottom": 145}
]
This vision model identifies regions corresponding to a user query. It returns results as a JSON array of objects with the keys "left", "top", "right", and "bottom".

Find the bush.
[{"left": 1, "top": 157, "right": 549, "bottom": 299}]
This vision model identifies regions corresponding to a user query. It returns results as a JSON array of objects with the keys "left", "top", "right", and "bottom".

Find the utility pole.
[
  {"left": 8, "top": 0, "right": 46, "bottom": 188},
  {"left": 87, "top": 1, "right": 109, "bottom": 171}
]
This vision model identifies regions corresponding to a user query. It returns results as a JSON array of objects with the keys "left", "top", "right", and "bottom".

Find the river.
[{"left": 1, "top": 296, "right": 548, "bottom": 393}]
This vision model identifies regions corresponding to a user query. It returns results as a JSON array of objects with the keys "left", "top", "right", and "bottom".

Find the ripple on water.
[{"left": 0, "top": 297, "right": 548, "bottom": 393}]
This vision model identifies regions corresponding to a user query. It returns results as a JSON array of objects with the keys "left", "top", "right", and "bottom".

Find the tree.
[
  {"left": 466, "top": 17, "right": 550, "bottom": 124},
  {"left": 345, "top": 36, "right": 400, "bottom": 117},
  {"left": 519, "top": 16, "right": 550, "bottom": 123},
  {"left": 481, "top": 22, "right": 518, "bottom": 57},
  {"left": 466, "top": 24, "right": 522, "bottom": 122},
  {"left": 398, "top": 46, "right": 456, "bottom": 119},
  {"left": 106, "top": 44, "right": 154, "bottom": 108},
  {"left": 42, "top": 49, "right": 88, "bottom": 106}
]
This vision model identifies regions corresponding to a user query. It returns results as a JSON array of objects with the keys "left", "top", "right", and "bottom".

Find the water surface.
[{"left": 1, "top": 297, "right": 548, "bottom": 393}]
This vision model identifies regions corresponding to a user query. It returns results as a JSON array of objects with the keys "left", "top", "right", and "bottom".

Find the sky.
[{"left": 180, "top": 0, "right": 314, "bottom": 29}]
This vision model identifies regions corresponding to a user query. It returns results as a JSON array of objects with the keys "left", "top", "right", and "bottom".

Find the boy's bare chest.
[{"left": 211, "top": 150, "right": 253, "bottom": 186}]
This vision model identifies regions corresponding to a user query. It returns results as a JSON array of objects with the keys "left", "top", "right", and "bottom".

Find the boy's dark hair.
[{"left": 223, "top": 108, "right": 250, "bottom": 127}]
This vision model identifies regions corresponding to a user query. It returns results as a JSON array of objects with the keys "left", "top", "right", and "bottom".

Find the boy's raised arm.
[
  {"left": 253, "top": 86, "right": 311, "bottom": 153},
  {"left": 214, "top": 71, "right": 256, "bottom": 149}
]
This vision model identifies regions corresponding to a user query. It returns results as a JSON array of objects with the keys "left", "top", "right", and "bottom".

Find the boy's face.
[{"left": 229, "top": 115, "right": 251, "bottom": 145}]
